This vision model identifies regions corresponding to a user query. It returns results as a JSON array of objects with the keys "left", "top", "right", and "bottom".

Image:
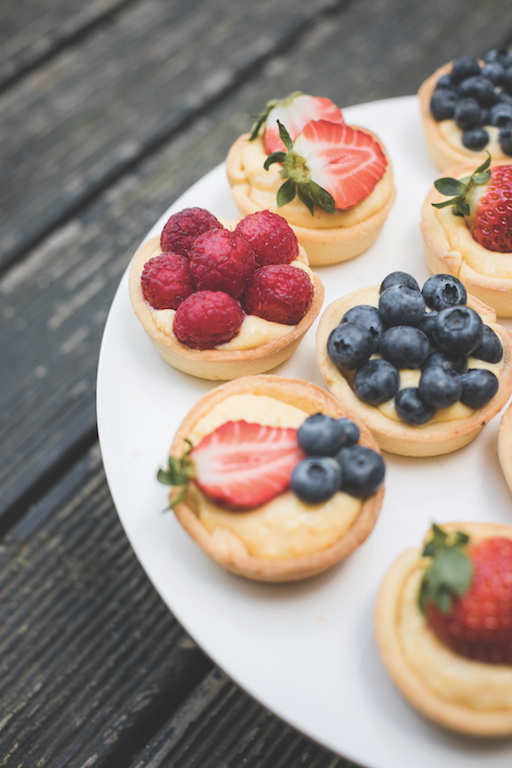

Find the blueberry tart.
[
  {"left": 316, "top": 272, "right": 512, "bottom": 456},
  {"left": 158, "top": 375, "right": 385, "bottom": 582},
  {"left": 419, "top": 50, "right": 512, "bottom": 171},
  {"left": 226, "top": 92, "right": 395, "bottom": 266},
  {"left": 375, "top": 522, "right": 512, "bottom": 736}
]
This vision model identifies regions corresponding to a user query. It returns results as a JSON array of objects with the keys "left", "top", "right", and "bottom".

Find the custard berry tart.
[
  {"left": 421, "top": 155, "right": 512, "bottom": 317},
  {"left": 226, "top": 92, "right": 396, "bottom": 266},
  {"left": 157, "top": 375, "right": 385, "bottom": 582},
  {"left": 418, "top": 49, "right": 512, "bottom": 171},
  {"left": 316, "top": 270, "right": 512, "bottom": 456},
  {"left": 375, "top": 521, "right": 512, "bottom": 736},
  {"left": 129, "top": 207, "right": 324, "bottom": 380}
]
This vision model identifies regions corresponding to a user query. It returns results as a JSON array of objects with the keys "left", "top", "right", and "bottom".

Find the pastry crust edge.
[
  {"left": 225, "top": 130, "right": 396, "bottom": 267},
  {"left": 169, "top": 375, "right": 385, "bottom": 582},
  {"left": 316, "top": 286, "right": 512, "bottom": 457},
  {"left": 129, "top": 236, "right": 324, "bottom": 380},
  {"left": 375, "top": 522, "right": 512, "bottom": 736},
  {"left": 498, "top": 402, "right": 512, "bottom": 496}
]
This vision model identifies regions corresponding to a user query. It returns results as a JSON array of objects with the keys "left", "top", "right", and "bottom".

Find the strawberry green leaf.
[
  {"left": 434, "top": 178, "right": 468, "bottom": 196},
  {"left": 308, "top": 181, "right": 336, "bottom": 214},
  {"left": 431, "top": 195, "right": 465, "bottom": 209},
  {"left": 249, "top": 99, "right": 277, "bottom": 142},
  {"left": 277, "top": 120, "right": 293, "bottom": 151},
  {"left": 157, "top": 439, "right": 196, "bottom": 501},
  {"left": 474, "top": 150, "right": 491, "bottom": 174},
  {"left": 263, "top": 151, "right": 286, "bottom": 170},
  {"left": 419, "top": 524, "right": 473, "bottom": 614},
  {"left": 297, "top": 184, "right": 315, "bottom": 216},
  {"left": 472, "top": 170, "right": 491, "bottom": 185},
  {"left": 277, "top": 178, "right": 297, "bottom": 207}
]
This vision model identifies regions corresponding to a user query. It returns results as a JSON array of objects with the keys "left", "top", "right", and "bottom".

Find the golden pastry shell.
[
  {"left": 128, "top": 234, "right": 324, "bottom": 380},
  {"left": 498, "top": 402, "right": 512, "bottom": 496},
  {"left": 170, "top": 375, "right": 385, "bottom": 582},
  {"left": 225, "top": 130, "right": 396, "bottom": 267},
  {"left": 375, "top": 521, "right": 512, "bottom": 736},
  {"left": 421, "top": 160, "right": 512, "bottom": 318},
  {"left": 316, "top": 286, "right": 512, "bottom": 457}
]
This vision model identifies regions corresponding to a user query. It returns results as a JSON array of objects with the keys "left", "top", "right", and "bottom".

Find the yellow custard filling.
[
  {"left": 398, "top": 560, "right": 512, "bottom": 711},
  {"left": 236, "top": 134, "right": 393, "bottom": 229},
  {"left": 184, "top": 394, "right": 362, "bottom": 559},
  {"left": 438, "top": 120, "right": 509, "bottom": 161}
]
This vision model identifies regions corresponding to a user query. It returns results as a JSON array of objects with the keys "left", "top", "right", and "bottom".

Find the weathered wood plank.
[
  {"left": 0, "top": 0, "right": 135, "bottom": 91},
  {"left": 0, "top": 0, "right": 340, "bottom": 272},
  {"left": 128, "top": 668, "right": 350, "bottom": 768},
  {"left": 1, "top": 0, "right": 511, "bottom": 528},
  {"left": 0, "top": 444, "right": 213, "bottom": 767}
]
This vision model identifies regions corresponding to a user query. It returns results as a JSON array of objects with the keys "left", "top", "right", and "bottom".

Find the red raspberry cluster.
[{"left": 141, "top": 207, "right": 314, "bottom": 349}]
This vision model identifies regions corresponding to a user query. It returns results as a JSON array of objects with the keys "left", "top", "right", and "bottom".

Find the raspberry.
[
  {"left": 189, "top": 229, "right": 256, "bottom": 299},
  {"left": 173, "top": 291, "right": 244, "bottom": 349},
  {"left": 235, "top": 210, "right": 299, "bottom": 267},
  {"left": 242, "top": 265, "right": 314, "bottom": 325},
  {"left": 160, "top": 207, "right": 222, "bottom": 257},
  {"left": 141, "top": 252, "right": 194, "bottom": 310}
]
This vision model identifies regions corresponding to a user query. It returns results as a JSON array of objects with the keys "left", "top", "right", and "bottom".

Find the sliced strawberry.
[
  {"left": 257, "top": 93, "right": 344, "bottom": 154},
  {"left": 190, "top": 420, "right": 305, "bottom": 509}
]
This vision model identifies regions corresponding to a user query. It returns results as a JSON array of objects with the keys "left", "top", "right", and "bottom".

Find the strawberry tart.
[
  {"left": 421, "top": 156, "right": 512, "bottom": 316},
  {"left": 375, "top": 522, "right": 512, "bottom": 735},
  {"left": 419, "top": 49, "right": 512, "bottom": 172},
  {"left": 226, "top": 92, "right": 396, "bottom": 266},
  {"left": 316, "top": 270, "right": 512, "bottom": 456},
  {"left": 129, "top": 207, "right": 324, "bottom": 379},
  {"left": 158, "top": 375, "right": 385, "bottom": 582}
]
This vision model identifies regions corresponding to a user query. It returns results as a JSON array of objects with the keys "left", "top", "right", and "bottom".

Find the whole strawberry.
[
  {"left": 419, "top": 524, "right": 512, "bottom": 665},
  {"left": 433, "top": 154, "right": 512, "bottom": 252}
]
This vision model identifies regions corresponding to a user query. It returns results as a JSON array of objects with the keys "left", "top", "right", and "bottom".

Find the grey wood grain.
[
  {"left": 0, "top": 444, "right": 212, "bottom": 767},
  {"left": 0, "top": 0, "right": 340, "bottom": 273}
]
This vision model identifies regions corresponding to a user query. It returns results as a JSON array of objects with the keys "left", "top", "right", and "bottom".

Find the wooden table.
[{"left": 1, "top": 1, "right": 511, "bottom": 764}]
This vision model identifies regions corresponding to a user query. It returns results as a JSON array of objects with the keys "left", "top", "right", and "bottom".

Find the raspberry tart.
[
  {"left": 226, "top": 92, "right": 396, "bottom": 266},
  {"left": 422, "top": 156, "right": 512, "bottom": 316},
  {"left": 316, "top": 270, "right": 512, "bottom": 456},
  {"left": 129, "top": 207, "right": 324, "bottom": 379},
  {"left": 158, "top": 376, "right": 385, "bottom": 582},
  {"left": 375, "top": 522, "right": 512, "bottom": 736},
  {"left": 419, "top": 49, "right": 512, "bottom": 171}
]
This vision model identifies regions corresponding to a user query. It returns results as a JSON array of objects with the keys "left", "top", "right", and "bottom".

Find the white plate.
[{"left": 97, "top": 95, "right": 512, "bottom": 768}]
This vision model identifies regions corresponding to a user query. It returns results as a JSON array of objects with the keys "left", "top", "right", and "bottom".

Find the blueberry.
[
  {"left": 419, "top": 367, "right": 462, "bottom": 408},
  {"left": 422, "top": 274, "right": 467, "bottom": 311},
  {"left": 484, "top": 49, "right": 512, "bottom": 70},
  {"left": 379, "top": 271, "right": 420, "bottom": 294},
  {"left": 433, "top": 306, "right": 484, "bottom": 356},
  {"left": 378, "top": 284, "right": 425, "bottom": 327},
  {"left": 454, "top": 98, "right": 483, "bottom": 130},
  {"left": 340, "top": 305, "right": 386, "bottom": 352},
  {"left": 422, "top": 350, "right": 468, "bottom": 374},
  {"left": 395, "top": 388, "right": 435, "bottom": 425},
  {"left": 290, "top": 457, "right": 341, "bottom": 504},
  {"left": 498, "top": 91, "right": 512, "bottom": 105},
  {"left": 460, "top": 369, "right": 499, "bottom": 408},
  {"left": 462, "top": 127, "right": 489, "bottom": 150},
  {"left": 379, "top": 326, "right": 430, "bottom": 369},
  {"left": 436, "top": 74, "right": 456, "bottom": 90},
  {"left": 451, "top": 57, "right": 481, "bottom": 85},
  {"left": 480, "top": 108, "right": 491, "bottom": 126},
  {"left": 503, "top": 65, "right": 512, "bottom": 94},
  {"left": 430, "top": 89, "right": 458, "bottom": 121},
  {"left": 337, "top": 418, "right": 361, "bottom": 447},
  {"left": 499, "top": 125, "right": 512, "bottom": 155},
  {"left": 336, "top": 445, "right": 385, "bottom": 498},
  {"left": 459, "top": 76, "right": 497, "bottom": 107},
  {"left": 297, "top": 413, "right": 351, "bottom": 456},
  {"left": 489, "top": 102, "right": 512, "bottom": 127},
  {"left": 327, "top": 323, "right": 374, "bottom": 370},
  {"left": 471, "top": 325, "right": 503, "bottom": 363},
  {"left": 482, "top": 62, "right": 505, "bottom": 86},
  {"left": 353, "top": 359, "right": 400, "bottom": 405},
  {"left": 418, "top": 310, "right": 439, "bottom": 343}
]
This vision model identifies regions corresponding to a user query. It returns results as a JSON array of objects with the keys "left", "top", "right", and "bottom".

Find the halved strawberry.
[
  {"left": 265, "top": 120, "right": 387, "bottom": 213},
  {"left": 190, "top": 420, "right": 305, "bottom": 509},
  {"left": 250, "top": 92, "right": 345, "bottom": 154}
]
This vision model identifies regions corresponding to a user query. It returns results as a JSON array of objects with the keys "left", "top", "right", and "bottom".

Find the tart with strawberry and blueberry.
[
  {"left": 375, "top": 522, "right": 512, "bottom": 736},
  {"left": 316, "top": 270, "right": 512, "bottom": 456},
  {"left": 422, "top": 155, "right": 512, "bottom": 317},
  {"left": 419, "top": 49, "right": 512, "bottom": 171},
  {"left": 128, "top": 207, "right": 324, "bottom": 380},
  {"left": 159, "top": 375, "right": 385, "bottom": 582},
  {"left": 225, "top": 92, "right": 396, "bottom": 266}
]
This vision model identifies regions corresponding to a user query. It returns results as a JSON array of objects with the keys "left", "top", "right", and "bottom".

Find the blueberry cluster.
[
  {"left": 327, "top": 272, "right": 503, "bottom": 426},
  {"left": 430, "top": 50, "right": 512, "bottom": 154},
  {"left": 290, "top": 414, "right": 385, "bottom": 504}
]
